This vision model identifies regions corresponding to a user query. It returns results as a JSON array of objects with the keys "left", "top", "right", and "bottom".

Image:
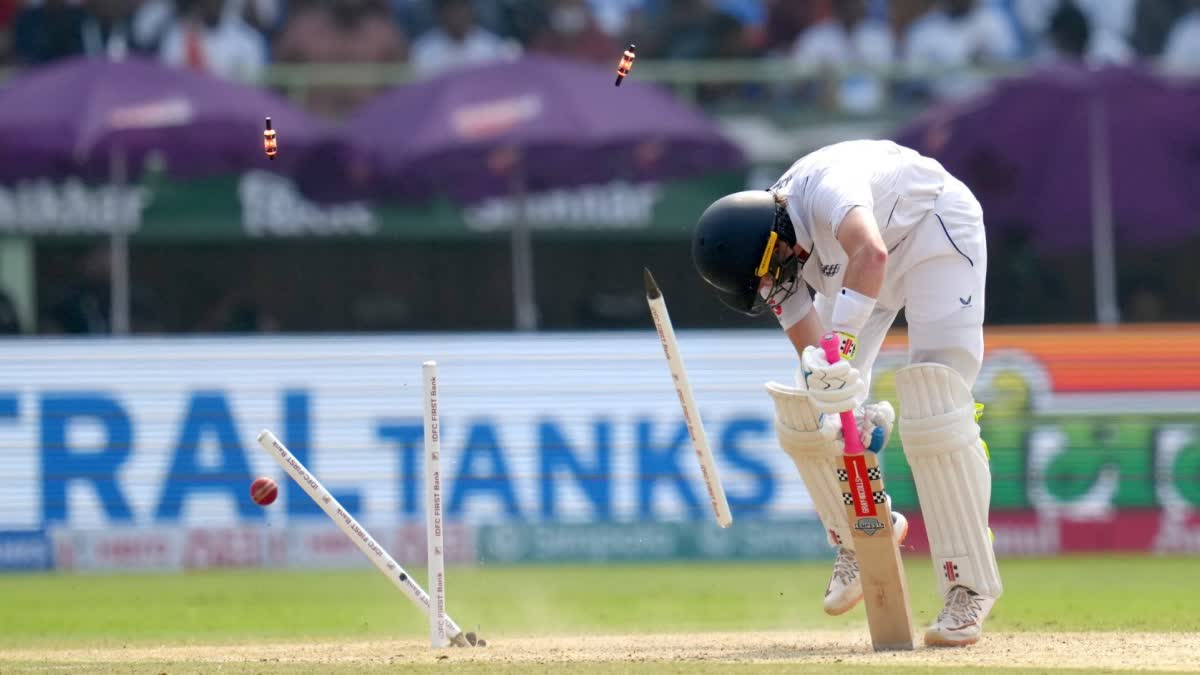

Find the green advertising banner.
[
  {"left": 475, "top": 519, "right": 829, "bottom": 563},
  {"left": 865, "top": 340, "right": 1200, "bottom": 516},
  {"left": 0, "top": 170, "right": 747, "bottom": 241}
]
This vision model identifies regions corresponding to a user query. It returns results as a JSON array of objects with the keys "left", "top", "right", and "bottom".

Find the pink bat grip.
[{"left": 820, "top": 333, "right": 864, "bottom": 456}]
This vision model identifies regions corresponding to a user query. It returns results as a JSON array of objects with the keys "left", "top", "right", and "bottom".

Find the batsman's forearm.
[{"left": 786, "top": 309, "right": 825, "bottom": 359}]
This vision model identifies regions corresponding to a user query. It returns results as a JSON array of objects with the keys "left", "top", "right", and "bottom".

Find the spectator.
[
  {"left": 12, "top": 0, "right": 88, "bottom": 65},
  {"left": 392, "top": 0, "right": 436, "bottom": 37},
  {"left": 791, "top": 0, "right": 893, "bottom": 112},
  {"left": 763, "top": 0, "right": 828, "bottom": 56},
  {"left": 710, "top": 8, "right": 757, "bottom": 58},
  {"left": 713, "top": 0, "right": 767, "bottom": 48},
  {"left": 1162, "top": 0, "right": 1200, "bottom": 73},
  {"left": 1076, "top": 0, "right": 1136, "bottom": 63},
  {"left": 640, "top": 0, "right": 724, "bottom": 60},
  {"left": 1042, "top": 0, "right": 1091, "bottom": 62},
  {"left": 889, "top": 0, "right": 932, "bottom": 49},
  {"left": 1130, "top": 0, "right": 1189, "bottom": 57},
  {"left": 1076, "top": 0, "right": 1137, "bottom": 43},
  {"left": 133, "top": 0, "right": 279, "bottom": 56},
  {"left": 131, "top": 0, "right": 177, "bottom": 53},
  {"left": 274, "top": 0, "right": 407, "bottom": 118},
  {"left": 900, "top": 0, "right": 1020, "bottom": 100},
  {"left": 527, "top": 0, "right": 616, "bottom": 65},
  {"left": 393, "top": 0, "right": 505, "bottom": 39},
  {"left": 409, "top": 0, "right": 520, "bottom": 78},
  {"left": 636, "top": 0, "right": 760, "bottom": 60},
  {"left": 1018, "top": 0, "right": 1135, "bottom": 63},
  {"left": 159, "top": 0, "right": 268, "bottom": 82},
  {"left": 905, "top": 0, "right": 1020, "bottom": 68},
  {"left": 228, "top": 0, "right": 284, "bottom": 35},
  {"left": 494, "top": 0, "right": 546, "bottom": 46},
  {"left": 792, "top": 0, "right": 893, "bottom": 69},
  {"left": 82, "top": 0, "right": 141, "bottom": 60},
  {"left": 586, "top": 0, "right": 645, "bottom": 40}
]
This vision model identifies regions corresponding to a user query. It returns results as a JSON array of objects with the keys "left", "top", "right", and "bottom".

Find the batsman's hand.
[
  {"left": 800, "top": 344, "right": 864, "bottom": 414},
  {"left": 855, "top": 401, "right": 895, "bottom": 453}
]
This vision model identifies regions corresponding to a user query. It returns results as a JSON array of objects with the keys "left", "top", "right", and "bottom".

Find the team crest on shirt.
[{"left": 821, "top": 264, "right": 841, "bottom": 277}]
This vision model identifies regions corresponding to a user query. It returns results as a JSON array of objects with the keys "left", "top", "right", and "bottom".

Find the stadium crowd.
[
  {"left": 2, "top": 0, "right": 1198, "bottom": 83},
  {"left": 1, "top": 0, "right": 1197, "bottom": 117}
]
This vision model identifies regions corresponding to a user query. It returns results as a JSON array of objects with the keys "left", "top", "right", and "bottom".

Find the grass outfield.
[
  {"left": 1, "top": 556, "right": 1197, "bottom": 673},
  {"left": 2, "top": 555, "right": 1197, "bottom": 646}
]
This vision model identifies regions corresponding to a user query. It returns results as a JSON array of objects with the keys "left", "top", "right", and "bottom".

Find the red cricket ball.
[{"left": 251, "top": 477, "right": 278, "bottom": 506}]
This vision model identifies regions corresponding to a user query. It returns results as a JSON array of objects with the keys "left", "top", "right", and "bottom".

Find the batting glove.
[
  {"left": 800, "top": 344, "right": 865, "bottom": 414},
  {"left": 855, "top": 401, "right": 895, "bottom": 453}
]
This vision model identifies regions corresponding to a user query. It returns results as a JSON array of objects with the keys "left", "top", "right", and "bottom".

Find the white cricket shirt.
[{"left": 769, "top": 139, "right": 983, "bottom": 317}]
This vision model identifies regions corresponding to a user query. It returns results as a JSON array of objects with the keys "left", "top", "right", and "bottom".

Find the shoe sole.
[
  {"left": 924, "top": 633, "right": 980, "bottom": 647},
  {"left": 824, "top": 591, "right": 863, "bottom": 616}
]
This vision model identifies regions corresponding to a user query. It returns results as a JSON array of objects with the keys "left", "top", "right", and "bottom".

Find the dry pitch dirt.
[{"left": 4, "top": 630, "right": 1199, "bottom": 672}]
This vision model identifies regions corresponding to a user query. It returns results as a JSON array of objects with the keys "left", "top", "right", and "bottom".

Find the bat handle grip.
[{"left": 821, "top": 332, "right": 865, "bottom": 456}]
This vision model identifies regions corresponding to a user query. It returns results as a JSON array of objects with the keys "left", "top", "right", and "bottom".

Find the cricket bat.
[{"left": 822, "top": 333, "right": 915, "bottom": 651}]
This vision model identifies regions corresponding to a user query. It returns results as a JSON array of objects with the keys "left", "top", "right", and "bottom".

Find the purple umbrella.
[
  {"left": 892, "top": 65, "right": 1200, "bottom": 251},
  {"left": 337, "top": 55, "right": 746, "bottom": 331},
  {"left": 0, "top": 57, "right": 338, "bottom": 335},
  {"left": 892, "top": 64, "right": 1200, "bottom": 324},
  {"left": 339, "top": 54, "right": 746, "bottom": 203},
  {"left": 0, "top": 56, "right": 335, "bottom": 182}
]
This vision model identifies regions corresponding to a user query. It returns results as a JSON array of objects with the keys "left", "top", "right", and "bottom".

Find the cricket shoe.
[
  {"left": 924, "top": 585, "right": 997, "bottom": 647},
  {"left": 823, "top": 511, "right": 909, "bottom": 616}
]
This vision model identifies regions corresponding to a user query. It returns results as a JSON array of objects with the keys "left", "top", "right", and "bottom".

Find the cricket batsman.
[{"left": 692, "top": 139, "right": 1001, "bottom": 646}]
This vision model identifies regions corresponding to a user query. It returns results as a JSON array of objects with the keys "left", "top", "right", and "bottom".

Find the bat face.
[
  {"left": 816, "top": 333, "right": 912, "bottom": 649},
  {"left": 838, "top": 449, "right": 914, "bottom": 651}
]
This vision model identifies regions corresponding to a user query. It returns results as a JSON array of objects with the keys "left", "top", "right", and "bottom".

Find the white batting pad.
[
  {"left": 765, "top": 381, "right": 853, "bottom": 549},
  {"left": 896, "top": 363, "right": 1002, "bottom": 599}
]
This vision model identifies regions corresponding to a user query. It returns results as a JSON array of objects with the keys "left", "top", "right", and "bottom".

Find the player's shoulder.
[
  {"left": 774, "top": 142, "right": 857, "bottom": 190},
  {"left": 802, "top": 141, "right": 893, "bottom": 180},
  {"left": 799, "top": 139, "right": 913, "bottom": 164},
  {"left": 777, "top": 140, "right": 921, "bottom": 190}
]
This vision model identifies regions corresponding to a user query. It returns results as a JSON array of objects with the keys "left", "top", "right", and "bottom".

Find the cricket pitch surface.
[{"left": 4, "top": 630, "right": 1197, "bottom": 673}]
